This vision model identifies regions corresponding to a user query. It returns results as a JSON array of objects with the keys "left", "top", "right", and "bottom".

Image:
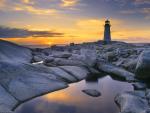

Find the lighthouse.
[{"left": 104, "top": 19, "right": 111, "bottom": 43}]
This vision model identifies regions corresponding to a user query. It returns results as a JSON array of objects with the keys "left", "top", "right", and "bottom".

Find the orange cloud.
[
  {"left": 13, "top": 5, "right": 57, "bottom": 15},
  {"left": 0, "top": 0, "right": 5, "bottom": 8},
  {"left": 77, "top": 19, "right": 122, "bottom": 28},
  {"left": 61, "top": 0, "right": 79, "bottom": 7},
  {"left": 22, "top": 0, "right": 35, "bottom": 5}
]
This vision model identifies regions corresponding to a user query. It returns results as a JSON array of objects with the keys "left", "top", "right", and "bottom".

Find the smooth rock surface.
[
  {"left": 0, "top": 61, "right": 68, "bottom": 101},
  {"left": 60, "top": 66, "right": 90, "bottom": 80},
  {"left": 0, "top": 39, "right": 32, "bottom": 63},
  {"left": 48, "top": 67, "right": 78, "bottom": 82},
  {"left": 0, "top": 85, "right": 18, "bottom": 112},
  {"left": 115, "top": 91, "right": 149, "bottom": 113}
]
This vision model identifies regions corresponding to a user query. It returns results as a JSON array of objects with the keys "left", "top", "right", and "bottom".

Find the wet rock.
[
  {"left": 136, "top": 50, "right": 150, "bottom": 79},
  {"left": 82, "top": 89, "right": 101, "bottom": 97},
  {"left": 115, "top": 91, "right": 149, "bottom": 113},
  {"left": 132, "top": 82, "right": 147, "bottom": 90}
]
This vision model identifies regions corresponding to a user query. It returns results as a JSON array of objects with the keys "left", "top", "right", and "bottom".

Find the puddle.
[{"left": 15, "top": 75, "right": 133, "bottom": 113}]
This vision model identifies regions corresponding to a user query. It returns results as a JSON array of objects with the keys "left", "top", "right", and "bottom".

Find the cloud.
[
  {"left": 22, "top": 0, "right": 35, "bottom": 5},
  {"left": 134, "top": 0, "right": 150, "bottom": 5},
  {"left": 60, "top": 0, "right": 80, "bottom": 7},
  {"left": 120, "top": 10, "right": 136, "bottom": 14},
  {"left": 0, "top": 0, "right": 81, "bottom": 16},
  {"left": 120, "top": 7, "right": 150, "bottom": 19},
  {"left": 0, "top": 0, "right": 58, "bottom": 16},
  {"left": 145, "top": 15, "right": 150, "bottom": 20},
  {"left": 141, "top": 8, "right": 150, "bottom": 14},
  {"left": 77, "top": 19, "right": 122, "bottom": 29},
  {"left": 0, "top": 0, "right": 5, "bottom": 8},
  {"left": 0, "top": 26, "right": 64, "bottom": 38},
  {"left": 13, "top": 4, "right": 58, "bottom": 15},
  {"left": 110, "top": 0, "right": 150, "bottom": 5}
]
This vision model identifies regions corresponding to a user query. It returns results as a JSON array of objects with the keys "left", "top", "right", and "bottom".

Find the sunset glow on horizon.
[{"left": 0, "top": 0, "right": 150, "bottom": 45}]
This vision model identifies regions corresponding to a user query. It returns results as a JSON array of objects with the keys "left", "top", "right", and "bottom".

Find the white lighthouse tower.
[{"left": 104, "top": 19, "right": 111, "bottom": 43}]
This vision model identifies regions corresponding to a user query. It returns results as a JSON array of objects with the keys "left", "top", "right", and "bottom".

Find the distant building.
[{"left": 104, "top": 19, "right": 111, "bottom": 43}]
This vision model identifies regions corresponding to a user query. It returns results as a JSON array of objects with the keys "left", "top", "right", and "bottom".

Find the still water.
[{"left": 15, "top": 76, "right": 133, "bottom": 113}]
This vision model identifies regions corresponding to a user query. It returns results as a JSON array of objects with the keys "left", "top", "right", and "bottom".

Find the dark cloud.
[{"left": 0, "top": 26, "right": 64, "bottom": 38}]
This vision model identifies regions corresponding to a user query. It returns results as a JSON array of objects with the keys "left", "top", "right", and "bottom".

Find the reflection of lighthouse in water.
[
  {"left": 104, "top": 19, "right": 111, "bottom": 43},
  {"left": 85, "top": 75, "right": 99, "bottom": 89}
]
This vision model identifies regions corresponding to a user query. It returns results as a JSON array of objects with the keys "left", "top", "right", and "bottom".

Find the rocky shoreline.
[{"left": 0, "top": 39, "right": 150, "bottom": 113}]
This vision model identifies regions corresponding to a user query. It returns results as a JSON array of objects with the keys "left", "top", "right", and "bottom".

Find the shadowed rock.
[
  {"left": 136, "top": 50, "right": 150, "bottom": 79},
  {"left": 82, "top": 89, "right": 101, "bottom": 97},
  {"left": 132, "top": 82, "right": 147, "bottom": 90}
]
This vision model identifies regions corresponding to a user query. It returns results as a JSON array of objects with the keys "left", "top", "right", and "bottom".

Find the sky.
[{"left": 0, "top": 0, "right": 150, "bottom": 45}]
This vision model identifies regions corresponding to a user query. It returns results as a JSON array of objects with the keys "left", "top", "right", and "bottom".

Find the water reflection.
[{"left": 15, "top": 76, "right": 133, "bottom": 113}]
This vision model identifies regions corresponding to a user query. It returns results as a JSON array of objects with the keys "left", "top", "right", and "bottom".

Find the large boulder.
[
  {"left": 135, "top": 50, "right": 150, "bottom": 79},
  {"left": 0, "top": 61, "right": 68, "bottom": 102},
  {"left": 115, "top": 91, "right": 149, "bottom": 113},
  {"left": 69, "top": 49, "right": 97, "bottom": 67},
  {"left": 0, "top": 40, "right": 32, "bottom": 63},
  {"left": 97, "top": 62, "right": 135, "bottom": 81}
]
